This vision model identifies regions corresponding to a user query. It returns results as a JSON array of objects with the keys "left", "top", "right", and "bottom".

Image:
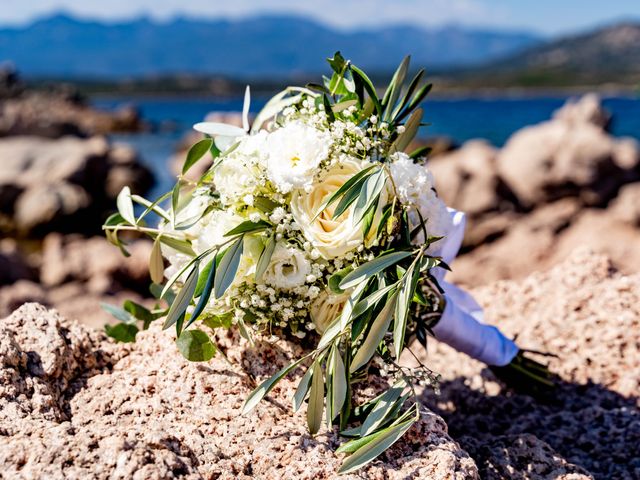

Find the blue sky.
[{"left": 3, "top": 0, "right": 640, "bottom": 35}]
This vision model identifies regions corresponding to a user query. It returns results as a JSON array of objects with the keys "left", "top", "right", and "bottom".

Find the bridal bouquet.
[{"left": 103, "top": 53, "right": 477, "bottom": 473}]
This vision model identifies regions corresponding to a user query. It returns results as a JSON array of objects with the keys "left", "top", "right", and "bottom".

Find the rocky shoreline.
[{"left": 0, "top": 248, "right": 637, "bottom": 478}]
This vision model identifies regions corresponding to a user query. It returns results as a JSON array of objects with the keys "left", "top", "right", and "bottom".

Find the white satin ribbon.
[{"left": 429, "top": 208, "right": 519, "bottom": 366}]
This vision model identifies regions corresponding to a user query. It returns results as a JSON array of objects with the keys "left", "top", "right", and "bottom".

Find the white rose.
[
  {"left": 389, "top": 153, "right": 452, "bottom": 252},
  {"left": 264, "top": 121, "right": 331, "bottom": 193},
  {"left": 261, "top": 243, "right": 311, "bottom": 290},
  {"left": 309, "top": 289, "right": 350, "bottom": 334},
  {"left": 291, "top": 157, "right": 384, "bottom": 259}
]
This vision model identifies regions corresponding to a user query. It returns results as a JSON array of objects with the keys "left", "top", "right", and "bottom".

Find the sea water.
[{"left": 94, "top": 95, "right": 640, "bottom": 201}]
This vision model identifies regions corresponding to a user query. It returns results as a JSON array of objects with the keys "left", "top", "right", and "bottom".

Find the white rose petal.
[
  {"left": 291, "top": 157, "right": 386, "bottom": 259},
  {"left": 264, "top": 121, "right": 331, "bottom": 193},
  {"left": 309, "top": 289, "right": 351, "bottom": 333},
  {"left": 261, "top": 243, "right": 311, "bottom": 290}
]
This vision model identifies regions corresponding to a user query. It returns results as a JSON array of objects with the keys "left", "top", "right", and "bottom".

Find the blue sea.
[{"left": 94, "top": 95, "right": 640, "bottom": 200}]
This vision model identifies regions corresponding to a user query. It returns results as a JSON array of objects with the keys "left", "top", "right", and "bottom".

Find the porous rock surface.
[
  {"left": 414, "top": 248, "right": 640, "bottom": 479},
  {"left": 0, "top": 304, "right": 477, "bottom": 479}
]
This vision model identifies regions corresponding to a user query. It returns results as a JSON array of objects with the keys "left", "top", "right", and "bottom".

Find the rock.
[
  {"left": 0, "top": 136, "right": 153, "bottom": 236},
  {"left": 429, "top": 141, "right": 503, "bottom": 217},
  {"left": 552, "top": 93, "right": 611, "bottom": 130},
  {"left": 0, "top": 239, "right": 37, "bottom": 286},
  {"left": 413, "top": 249, "right": 640, "bottom": 479},
  {"left": 0, "top": 79, "right": 144, "bottom": 138},
  {"left": 461, "top": 434, "right": 591, "bottom": 480},
  {"left": 0, "top": 303, "right": 478, "bottom": 479},
  {"left": 428, "top": 141, "right": 519, "bottom": 248},
  {"left": 610, "top": 183, "right": 640, "bottom": 226},
  {"left": 451, "top": 198, "right": 640, "bottom": 287},
  {"left": 40, "top": 234, "right": 151, "bottom": 294},
  {"left": 449, "top": 199, "right": 581, "bottom": 286},
  {"left": 0, "top": 281, "right": 48, "bottom": 316},
  {"left": 496, "top": 96, "right": 640, "bottom": 208}
]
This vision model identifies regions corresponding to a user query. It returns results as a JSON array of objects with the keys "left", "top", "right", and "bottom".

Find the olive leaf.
[
  {"left": 182, "top": 138, "right": 213, "bottom": 175},
  {"left": 337, "top": 417, "right": 416, "bottom": 474},
  {"left": 339, "top": 251, "right": 412, "bottom": 290},
  {"left": 350, "top": 292, "right": 398, "bottom": 372},
  {"left": 162, "top": 262, "right": 199, "bottom": 330},
  {"left": 214, "top": 237, "right": 243, "bottom": 298},
  {"left": 116, "top": 186, "right": 136, "bottom": 225},
  {"left": 149, "top": 238, "right": 165, "bottom": 284},
  {"left": 307, "top": 358, "right": 325, "bottom": 435}
]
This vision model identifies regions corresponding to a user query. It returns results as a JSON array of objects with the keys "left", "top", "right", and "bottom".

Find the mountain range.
[
  {"left": 458, "top": 22, "right": 640, "bottom": 87},
  {"left": 0, "top": 13, "right": 541, "bottom": 78}
]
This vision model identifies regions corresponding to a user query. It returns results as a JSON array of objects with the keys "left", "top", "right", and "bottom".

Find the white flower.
[
  {"left": 309, "top": 289, "right": 350, "bottom": 333},
  {"left": 213, "top": 131, "right": 267, "bottom": 204},
  {"left": 264, "top": 121, "right": 331, "bottom": 193},
  {"left": 389, "top": 152, "right": 452, "bottom": 250},
  {"left": 291, "top": 157, "right": 384, "bottom": 259},
  {"left": 261, "top": 243, "right": 311, "bottom": 290}
]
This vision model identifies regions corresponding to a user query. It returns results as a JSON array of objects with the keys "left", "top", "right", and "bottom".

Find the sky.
[{"left": 2, "top": 0, "right": 640, "bottom": 35}]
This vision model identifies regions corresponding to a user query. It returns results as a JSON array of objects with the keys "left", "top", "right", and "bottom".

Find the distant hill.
[
  {"left": 451, "top": 22, "right": 640, "bottom": 87},
  {"left": 0, "top": 13, "right": 541, "bottom": 78}
]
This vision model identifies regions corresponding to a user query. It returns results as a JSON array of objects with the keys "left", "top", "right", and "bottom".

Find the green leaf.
[
  {"left": 186, "top": 255, "right": 217, "bottom": 328},
  {"left": 350, "top": 292, "right": 398, "bottom": 373},
  {"left": 339, "top": 251, "right": 412, "bottom": 290},
  {"left": 382, "top": 56, "right": 410, "bottom": 121},
  {"left": 104, "top": 323, "right": 138, "bottom": 343},
  {"left": 331, "top": 347, "right": 347, "bottom": 418},
  {"left": 397, "top": 82, "right": 432, "bottom": 123},
  {"left": 328, "top": 267, "right": 353, "bottom": 294},
  {"left": 182, "top": 138, "right": 213, "bottom": 175},
  {"left": 353, "top": 169, "right": 386, "bottom": 225},
  {"left": 100, "top": 302, "right": 135, "bottom": 324},
  {"left": 116, "top": 186, "right": 135, "bottom": 225},
  {"left": 360, "top": 380, "right": 406, "bottom": 436},
  {"left": 149, "top": 239, "right": 164, "bottom": 284},
  {"left": 337, "top": 417, "right": 416, "bottom": 474},
  {"left": 327, "top": 51, "right": 346, "bottom": 74},
  {"left": 224, "top": 219, "right": 271, "bottom": 237},
  {"left": 214, "top": 238, "right": 243, "bottom": 298},
  {"left": 176, "top": 329, "right": 216, "bottom": 361},
  {"left": 394, "top": 265, "right": 420, "bottom": 357},
  {"left": 123, "top": 300, "right": 156, "bottom": 323},
  {"left": 242, "top": 356, "right": 306, "bottom": 414},
  {"left": 293, "top": 366, "right": 314, "bottom": 412},
  {"left": 332, "top": 99, "right": 358, "bottom": 113},
  {"left": 391, "top": 69, "right": 424, "bottom": 122},
  {"left": 391, "top": 107, "right": 423, "bottom": 153},
  {"left": 251, "top": 89, "right": 303, "bottom": 133},
  {"left": 409, "top": 145, "right": 432, "bottom": 160},
  {"left": 351, "top": 284, "right": 397, "bottom": 318},
  {"left": 343, "top": 68, "right": 356, "bottom": 93},
  {"left": 150, "top": 233, "right": 195, "bottom": 256},
  {"left": 255, "top": 235, "right": 276, "bottom": 283},
  {"left": 162, "top": 262, "right": 199, "bottom": 330},
  {"left": 131, "top": 193, "right": 171, "bottom": 223},
  {"left": 202, "top": 311, "right": 233, "bottom": 330},
  {"left": 307, "top": 358, "right": 325, "bottom": 435},
  {"left": 322, "top": 94, "right": 335, "bottom": 122},
  {"left": 253, "top": 196, "right": 279, "bottom": 213},
  {"left": 350, "top": 65, "right": 382, "bottom": 115},
  {"left": 313, "top": 166, "right": 377, "bottom": 221}
]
